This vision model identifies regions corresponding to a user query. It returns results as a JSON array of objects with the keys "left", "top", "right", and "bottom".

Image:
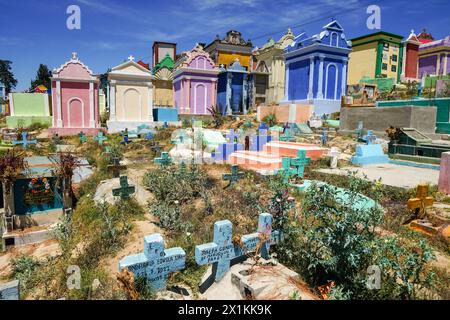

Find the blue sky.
[{"left": 1, "top": 0, "right": 449, "bottom": 91}]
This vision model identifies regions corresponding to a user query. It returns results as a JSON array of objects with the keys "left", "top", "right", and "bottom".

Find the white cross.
[
  {"left": 128, "top": 55, "right": 135, "bottom": 61},
  {"left": 71, "top": 52, "right": 78, "bottom": 60}
]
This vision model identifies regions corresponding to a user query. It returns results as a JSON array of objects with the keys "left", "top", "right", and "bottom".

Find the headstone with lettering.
[
  {"left": 195, "top": 220, "right": 234, "bottom": 282},
  {"left": 119, "top": 233, "right": 186, "bottom": 291}
]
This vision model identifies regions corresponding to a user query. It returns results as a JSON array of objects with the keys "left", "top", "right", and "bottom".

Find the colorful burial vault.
[
  {"left": 6, "top": 92, "right": 52, "bottom": 129},
  {"left": 107, "top": 56, "right": 155, "bottom": 133},
  {"left": 173, "top": 45, "right": 219, "bottom": 115},
  {"left": 253, "top": 29, "right": 295, "bottom": 105},
  {"left": 283, "top": 20, "right": 351, "bottom": 115},
  {"left": 49, "top": 53, "right": 102, "bottom": 136},
  {"left": 418, "top": 35, "right": 450, "bottom": 78},
  {"left": 152, "top": 41, "right": 177, "bottom": 108}
]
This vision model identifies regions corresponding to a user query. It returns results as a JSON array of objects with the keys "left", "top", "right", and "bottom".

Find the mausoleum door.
[
  {"left": 68, "top": 98, "right": 84, "bottom": 128},
  {"left": 123, "top": 88, "right": 142, "bottom": 121}
]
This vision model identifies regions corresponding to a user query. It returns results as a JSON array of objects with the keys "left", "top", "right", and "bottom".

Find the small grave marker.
[
  {"left": 79, "top": 132, "right": 87, "bottom": 144},
  {"left": 407, "top": 184, "right": 434, "bottom": 219},
  {"left": 226, "top": 129, "right": 239, "bottom": 143},
  {"left": 279, "top": 157, "right": 297, "bottom": 183},
  {"left": 280, "top": 128, "right": 294, "bottom": 142},
  {"left": 108, "top": 158, "right": 126, "bottom": 178},
  {"left": 364, "top": 130, "right": 376, "bottom": 145},
  {"left": 150, "top": 141, "right": 162, "bottom": 153},
  {"left": 112, "top": 176, "right": 136, "bottom": 200},
  {"left": 321, "top": 129, "right": 328, "bottom": 146},
  {"left": 94, "top": 132, "right": 108, "bottom": 146},
  {"left": 222, "top": 165, "right": 244, "bottom": 187},
  {"left": 119, "top": 233, "right": 186, "bottom": 291},
  {"left": 12, "top": 132, "right": 37, "bottom": 149},
  {"left": 290, "top": 150, "right": 311, "bottom": 178},
  {"left": 195, "top": 220, "right": 234, "bottom": 282},
  {"left": 154, "top": 152, "right": 172, "bottom": 167},
  {"left": 178, "top": 162, "right": 187, "bottom": 175}
]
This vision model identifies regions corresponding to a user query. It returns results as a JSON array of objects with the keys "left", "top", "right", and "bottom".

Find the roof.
[
  {"left": 350, "top": 31, "right": 404, "bottom": 43},
  {"left": 152, "top": 54, "right": 175, "bottom": 75}
]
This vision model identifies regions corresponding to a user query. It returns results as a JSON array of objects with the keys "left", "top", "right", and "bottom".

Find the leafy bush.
[
  {"left": 266, "top": 175, "right": 296, "bottom": 232},
  {"left": 10, "top": 255, "right": 40, "bottom": 293},
  {"left": 149, "top": 203, "right": 182, "bottom": 231}
]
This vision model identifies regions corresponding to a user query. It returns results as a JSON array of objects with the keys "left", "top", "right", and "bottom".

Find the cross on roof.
[
  {"left": 112, "top": 176, "right": 136, "bottom": 200},
  {"left": 195, "top": 220, "right": 234, "bottom": 282},
  {"left": 94, "top": 132, "right": 108, "bottom": 146},
  {"left": 128, "top": 55, "right": 135, "bottom": 61},
  {"left": 13, "top": 132, "right": 37, "bottom": 149},
  {"left": 407, "top": 184, "right": 434, "bottom": 219},
  {"left": 119, "top": 233, "right": 186, "bottom": 291},
  {"left": 237, "top": 213, "right": 282, "bottom": 259},
  {"left": 226, "top": 129, "right": 239, "bottom": 143},
  {"left": 290, "top": 150, "right": 311, "bottom": 178},
  {"left": 222, "top": 165, "right": 244, "bottom": 187},
  {"left": 154, "top": 152, "right": 172, "bottom": 167},
  {"left": 108, "top": 158, "right": 126, "bottom": 178}
]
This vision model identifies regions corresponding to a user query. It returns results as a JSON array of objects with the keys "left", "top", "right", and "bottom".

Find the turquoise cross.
[
  {"left": 279, "top": 128, "right": 294, "bottom": 142},
  {"left": 13, "top": 132, "right": 37, "bottom": 149},
  {"left": 154, "top": 152, "right": 172, "bottom": 167},
  {"left": 279, "top": 157, "right": 297, "bottom": 183},
  {"left": 94, "top": 132, "right": 108, "bottom": 146},
  {"left": 178, "top": 162, "right": 187, "bottom": 175},
  {"left": 290, "top": 150, "right": 311, "bottom": 178},
  {"left": 222, "top": 165, "right": 244, "bottom": 187},
  {"left": 79, "top": 131, "right": 87, "bottom": 144},
  {"left": 112, "top": 176, "right": 135, "bottom": 200}
]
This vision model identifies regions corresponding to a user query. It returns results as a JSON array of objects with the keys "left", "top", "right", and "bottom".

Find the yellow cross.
[{"left": 407, "top": 184, "right": 434, "bottom": 219}]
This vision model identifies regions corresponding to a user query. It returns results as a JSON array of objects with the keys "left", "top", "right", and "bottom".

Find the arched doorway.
[{"left": 67, "top": 98, "right": 84, "bottom": 128}]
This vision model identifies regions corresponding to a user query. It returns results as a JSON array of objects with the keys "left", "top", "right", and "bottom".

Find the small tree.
[
  {"left": 29, "top": 64, "right": 52, "bottom": 91},
  {"left": 207, "top": 105, "right": 224, "bottom": 128},
  {"left": 53, "top": 153, "right": 80, "bottom": 210}
]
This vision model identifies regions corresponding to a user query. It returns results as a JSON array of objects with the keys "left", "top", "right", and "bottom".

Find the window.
[
  {"left": 391, "top": 65, "right": 397, "bottom": 72},
  {"left": 383, "top": 53, "right": 388, "bottom": 61},
  {"left": 382, "top": 63, "right": 388, "bottom": 70},
  {"left": 383, "top": 42, "right": 390, "bottom": 51},
  {"left": 392, "top": 55, "right": 398, "bottom": 62}
]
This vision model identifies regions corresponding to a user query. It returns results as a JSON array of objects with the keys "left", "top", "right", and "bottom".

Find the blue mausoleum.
[
  {"left": 217, "top": 60, "right": 250, "bottom": 115},
  {"left": 283, "top": 20, "right": 351, "bottom": 115}
]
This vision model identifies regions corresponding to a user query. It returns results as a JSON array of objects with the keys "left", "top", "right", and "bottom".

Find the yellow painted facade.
[
  {"left": 153, "top": 80, "right": 174, "bottom": 106},
  {"left": 348, "top": 42, "right": 377, "bottom": 85},
  {"left": 218, "top": 52, "right": 251, "bottom": 70}
]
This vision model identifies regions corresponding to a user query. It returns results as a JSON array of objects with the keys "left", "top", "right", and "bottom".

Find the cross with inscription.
[
  {"left": 407, "top": 184, "right": 434, "bottom": 219},
  {"left": 222, "top": 165, "right": 244, "bottom": 188},
  {"left": 195, "top": 220, "right": 234, "bottom": 282},
  {"left": 279, "top": 157, "right": 297, "bottom": 184},
  {"left": 290, "top": 150, "right": 311, "bottom": 178},
  {"left": 226, "top": 129, "right": 239, "bottom": 143},
  {"left": 79, "top": 131, "right": 87, "bottom": 144},
  {"left": 154, "top": 152, "right": 172, "bottom": 168},
  {"left": 13, "top": 132, "right": 37, "bottom": 149},
  {"left": 237, "top": 213, "right": 282, "bottom": 259},
  {"left": 112, "top": 176, "right": 136, "bottom": 200},
  {"left": 119, "top": 233, "right": 186, "bottom": 291},
  {"left": 280, "top": 128, "right": 295, "bottom": 142},
  {"left": 94, "top": 132, "right": 108, "bottom": 146},
  {"left": 108, "top": 158, "right": 126, "bottom": 178}
]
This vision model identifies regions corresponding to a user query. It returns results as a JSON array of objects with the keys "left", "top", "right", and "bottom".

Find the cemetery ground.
[{"left": 0, "top": 119, "right": 449, "bottom": 300}]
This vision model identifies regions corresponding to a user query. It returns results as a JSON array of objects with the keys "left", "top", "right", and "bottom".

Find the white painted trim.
[
  {"left": 330, "top": 32, "right": 339, "bottom": 47},
  {"left": 324, "top": 63, "right": 339, "bottom": 100},
  {"left": 147, "top": 83, "right": 154, "bottom": 121},
  {"left": 173, "top": 74, "right": 218, "bottom": 83},
  {"left": 307, "top": 57, "right": 315, "bottom": 99},
  {"left": 89, "top": 82, "right": 95, "bottom": 127},
  {"left": 9, "top": 93, "right": 14, "bottom": 116},
  {"left": 284, "top": 64, "right": 290, "bottom": 101},
  {"left": 56, "top": 81, "right": 62, "bottom": 127},
  {"left": 193, "top": 83, "right": 207, "bottom": 115},
  {"left": 44, "top": 93, "right": 50, "bottom": 116},
  {"left": 341, "top": 60, "right": 347, "bottom": 98},
  {"left": 317, "top": 56, "right": 325, "bottom": 99},
  {"left": 67, "top": 97, "right": 85, "bottom": 128},
  {"left": 110, "top": 83, "right": 116, "bottom": 121},
  {"left": 123, "top": 88, "right": 142, "bottom": 121}
]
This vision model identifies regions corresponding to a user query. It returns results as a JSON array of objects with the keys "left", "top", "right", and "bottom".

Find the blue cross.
[
  {"left": 12, "top": 132, "right": 37, "bottom": 149},
  {"left": 322, "top": 129, "right": 328, "bottom": 146},
  {"left": 145, "top": 132, "right": 154, "bottom": 141},
  {"left": 226, "top": 129, "right": 239, "bottom": 143},
  {"left": 238, "top": 213, "right": 281, "bottom": 259},
  {"left": 258, "top": 122, "right": 269, "bottom": 131},
  {"left": 364, "top": 130, "right": 376, "bottom": 145},
  {"left": 195, "top": 220, "right": 234, "bottom": 282},
  {"left": 94, "top": 132, "right": 108, "bottom": 146},
  {"left": 79, "top": 131, "right": 87, "bottom": 144},
  {"left": 119, "top": 233, "right": 186, "bottom": 291}
]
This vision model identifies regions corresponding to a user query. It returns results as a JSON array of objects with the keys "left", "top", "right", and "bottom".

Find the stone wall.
[{"left": 339, "top": 106, "right": 437, "bottom": 134}]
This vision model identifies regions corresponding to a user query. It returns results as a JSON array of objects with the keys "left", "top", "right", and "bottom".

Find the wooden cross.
[
  {"left": 407, "top": 184, "right": 434, "bottom": 219},
  {"left": 154, "top": 152, "right": 172, "bottom": 167},
  {"left": 108, "top": 158, "right": 126, "bottom": 178},
  {"left": 13, "top": 132, "right": 37, "bottom": 149},
  {"left": 119, "top": 233, "right": 186, "bottom": 291},
  {"left": 279, "top": 157, "right": 297, "bottom": 184},
  {"left": 290, "top": 150, "right": 311, "bottom": 178},
  {"left": 79, "top": 131, "right": 87, "bottom": 144},
  {"left": 222, "top": 165, "right": 244, "bottom": 188},
  {"left": 94, "top": 132, "right": 108, "bottom": 146},
  {"left": 112, "top": 176, "right": 136, "bottom": 200}
]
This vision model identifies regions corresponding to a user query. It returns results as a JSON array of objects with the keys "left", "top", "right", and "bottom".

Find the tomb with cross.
[
  {"left": 119, "top": 233, "right": 186, "bottom": 291},
  {"left": 108, "top": 158, "right": 126, "bottom": 178},
  {"left": 213, "top": 129, "right": 244, "bottom": 162},
  {"left": 222, "top": 165, "right": 245, "bottom": 187},
  {"left": 112, "top": 176, "right": 136, "bottom": 200},
  {"left": 195, "top": 220, "right": 235, "bottom": 282},
  {"left": 94, "top": 132, "right": 108, "bottom": 146},
  {"left": 236, "top": 213, "right": 282, "bottom": 259},
  {"left": 407, "top": 184, "right": 434, "bottom": 219},
  {"left": 226, "top": 129, "right": 239, "bottom": 144},
  {"left": 362, "top": 130, "right": 376, "bottom": 145},
  {"left": 79, "top": 131, "right": 87, "bottom": 144},
  {"left": 290, "top": 150, "right": 311, "bottom": 178},
  {"left": 279, "top": 157, "right": 298, "bottom": 184},
  {"left": 154, "top": 152, "right": 172, "bottom": 168},
  {"left": 12, "top": 132, "right": 37, "bottom": 149}
]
